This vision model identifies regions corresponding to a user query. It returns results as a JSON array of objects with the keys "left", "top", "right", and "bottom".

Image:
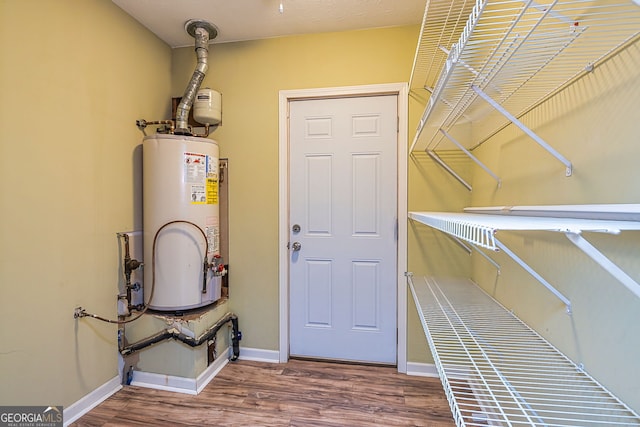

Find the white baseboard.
[
  {"left": 64, "top": 376, "right": 122, "bottom": 426},
  {"left": 131, "top": 346, "right": 230, "bottom": 395},
  {"left": 131, "top": 370, "right": 199, "bottom": 395},
  {"left": 237, "top": 346, "right": 280, "bottom": 363},
  {"left": 406, "top": 362, "right": 439, "bottom": 378},
  {"left": 196, "top": 349, "right": 230, "bottom": 394},
  {"left": 238, "top": 348, "right": 423, "bottom": 372}
]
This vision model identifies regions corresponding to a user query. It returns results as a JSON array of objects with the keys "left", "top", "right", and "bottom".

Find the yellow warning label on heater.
[{"left": 206, "top": 178, "right": 218, "bottom": 205}]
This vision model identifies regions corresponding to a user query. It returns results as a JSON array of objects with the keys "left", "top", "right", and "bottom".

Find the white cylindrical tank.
[
  {"left": 143, "top": 134, "right": 221, "bottom": 311},
  {"left": 193, "top": 88, "right": 222, "bottom": 125}
]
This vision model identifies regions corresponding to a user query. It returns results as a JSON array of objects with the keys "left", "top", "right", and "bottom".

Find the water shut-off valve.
[
  {"left": 210, "top": 254, "right": 226, "bottom": 276},
  {"left": 202, "top": 254, "right": 227, "bottom": 294},
  {"left": 122, "top": 233, "right": 143, "bottom": 312}
]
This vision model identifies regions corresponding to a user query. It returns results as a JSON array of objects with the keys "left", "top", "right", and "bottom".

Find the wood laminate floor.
[{"left": 72, "top": 359, "right": 455, "bottom": 426}]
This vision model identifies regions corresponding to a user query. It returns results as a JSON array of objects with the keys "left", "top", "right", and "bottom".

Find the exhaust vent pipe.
[{"left": 175, "top": 20, "right": 218, "bottom": 135}]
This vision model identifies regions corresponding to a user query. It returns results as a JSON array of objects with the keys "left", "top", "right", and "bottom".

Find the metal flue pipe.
[{"left": 175, "top": 20, "right": 218, "bottom": 135}]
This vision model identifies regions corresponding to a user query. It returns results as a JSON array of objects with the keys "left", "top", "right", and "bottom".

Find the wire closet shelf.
[
  {"left": 408, "top": 211, "right": 640, "bottom": 252},
  {"left": 408, "top": 276, "right": 640, "bottom": 426},
  {"left": 409, "top": 0, "right": 640, "bottom": 154},
  {"left": 409, "top": 208, "right": 640, "bottom": 308}
]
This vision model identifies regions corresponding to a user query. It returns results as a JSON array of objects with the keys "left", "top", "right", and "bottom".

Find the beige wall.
[
  {"left": 0, "top": 0, "right": 171, "bottom": 407},
  {"left": 172, "top": 22, "right": 640, "bottom": 412},
  {"left": 171, "top": 26, "right": 467, "bottom": 363},
  {"left": 3, "top": 0, "right": 635, "bottom": 414},
  {"left": 468, "top": 41, "right": 640, "bottom": 411}
]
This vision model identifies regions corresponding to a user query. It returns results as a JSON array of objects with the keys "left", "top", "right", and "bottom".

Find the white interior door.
[{"left": 288, "top": 95, "right": 398, "bottom": 364}]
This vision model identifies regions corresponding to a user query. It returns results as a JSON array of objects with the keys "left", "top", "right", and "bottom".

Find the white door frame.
[{"left": 278, "top": 83, "right": 408, "bottom": 372}]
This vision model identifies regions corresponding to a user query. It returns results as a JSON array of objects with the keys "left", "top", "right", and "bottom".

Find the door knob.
[{"left": 291, "top": 242, "right": 302, "bottom": 251}]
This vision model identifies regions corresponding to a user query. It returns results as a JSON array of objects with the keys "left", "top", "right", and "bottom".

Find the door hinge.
[{"left": 395, "top": 218, "right": 399, "bottom": 241}]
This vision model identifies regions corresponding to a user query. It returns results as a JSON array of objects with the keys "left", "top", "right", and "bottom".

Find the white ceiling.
[{"left": 112, "top": 0, "right": 426, "bottom": 48}]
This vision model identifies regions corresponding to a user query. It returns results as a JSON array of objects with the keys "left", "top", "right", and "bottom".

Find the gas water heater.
[{"left": 143, "top": 134, "right": 222, "bottom": 311}]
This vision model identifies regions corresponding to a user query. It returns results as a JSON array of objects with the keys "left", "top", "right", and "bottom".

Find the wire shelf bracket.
[
  {"left": 565, "top": 231, "right": 640, "bottom": 299},
  {"left": 426, "top": 150, "right": 473, "bottom": 191},
  {"left": 409, "top": 212, "right": 571, "bottom": 311},
  {"left": 440, "top": 128, "right": 502, "bottom": 187},
  {"left": 409, "top": 0, "right": 640, "bottom": 179},
  {"left": 467, "top": 205, "right": 640, "bottom": 300},
  {"left": 450, "top": 234, "right": 502, "bottom": 273},
  {"left": 471, "top": 85, "right": 573, "bottom": 177},
  {"left": 409, "top": 206, "right": 640, "bottom": 310},
  {"left": 495, "top": 237, "right": 571, "bottom": 312}
]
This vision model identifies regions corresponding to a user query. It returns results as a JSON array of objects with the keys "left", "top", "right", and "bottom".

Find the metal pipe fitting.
[
  {"left": 120, "top": 312, "right": 240, "bottom": 360},
  {"left": 175, "top": 20, "right": 218, "bottom": 135}
]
